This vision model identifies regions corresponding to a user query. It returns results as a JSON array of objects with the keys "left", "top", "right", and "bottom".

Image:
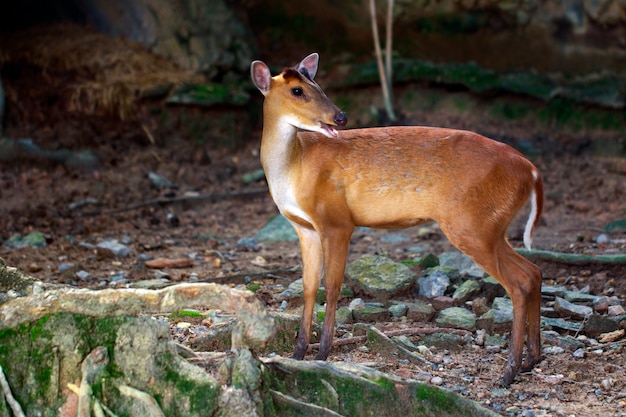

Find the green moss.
[
  {"left": 414, "top": 384, "right": 473, "bottom": 416},
  {"left": 246, "top": 283, "right": 262, "bottom": 293},
  {"left": 169, "top": 309, "right": 203, "bottom": 320}
]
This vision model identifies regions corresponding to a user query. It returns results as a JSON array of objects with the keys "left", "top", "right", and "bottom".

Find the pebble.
[
  {"left": 75, "top": 270, "right": 90, "bottom": 280},
  {"left": 596, "top": 234, "right": 609, "bottom": 244},
  {"left": 572, "top": 348, "right": 585, "bottom": 358},
  {"left": 430, "top": 376, "right": 443, "bottom": 385},
  {"left": 543, "top": 346, "right": 565, "bottom": 355}
]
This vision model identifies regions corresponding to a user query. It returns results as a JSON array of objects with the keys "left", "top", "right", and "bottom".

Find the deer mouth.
[{"left": 320, "top": 122, "right": 339, "bottom": 138}]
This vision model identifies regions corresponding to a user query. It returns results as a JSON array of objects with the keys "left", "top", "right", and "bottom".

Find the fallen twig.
[
  {"left": 144, "top": 258, "right": 194, "bottom": 269},
  {"left": 199, "top": 265, "right": 301, "bottom": 284},
  {"left": 119, "top": 385, "right": 166, "bottom": 417},
  {"left": 0, "top": 365, "right": 25, "bottom": 417},
  {"left": 517, "top": 249, "right": 626, "bottom": 265},
  {"left": 76, "top": 188, "right": 268, "bottom": 217},
  {"left": 307, "top": 325, "right": 470, "bottom": 352}
]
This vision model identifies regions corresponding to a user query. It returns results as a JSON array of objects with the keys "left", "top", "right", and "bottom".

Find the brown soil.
[{"left": 1, "top": 84, "right": 625, "bottom": 416}]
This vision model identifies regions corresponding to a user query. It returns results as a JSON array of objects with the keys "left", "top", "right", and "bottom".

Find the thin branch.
[
  {"left": 369, "top": 0, "right": 396, "bottom": 122},
  {"left": 76, "top": 188, "right": 268, "bottom": 217},
  {"left": 0, "top": 365, "right": 26, "bottom": 417},
  {"left": 385, "top": 0, "right": 394, "bottom": 93},
  {"left": 517, "top": 249, "right": 626, "bottom": 265},
  {"left": 307, "top": 325, "right": 470, "bottom": 352}
]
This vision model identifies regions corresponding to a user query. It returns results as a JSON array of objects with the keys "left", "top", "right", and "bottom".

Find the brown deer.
[{"left": 251, "top": 53, "right": 544, "bottom": 385}]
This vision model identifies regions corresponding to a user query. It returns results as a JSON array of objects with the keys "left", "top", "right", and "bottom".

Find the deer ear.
[
  {"left": 297, "top": 53, "right": 319, "bottom": 80},
  {"left": 251, "top": 60, "right": 271, "bottom": 94}
]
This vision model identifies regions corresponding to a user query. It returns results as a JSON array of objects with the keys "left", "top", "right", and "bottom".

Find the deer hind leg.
[
  {"left": 442, "top": 227, "right": 542, "bottom": 385},
  {"left": 291, "top": 225, "right": 323, "bottom": 360}
]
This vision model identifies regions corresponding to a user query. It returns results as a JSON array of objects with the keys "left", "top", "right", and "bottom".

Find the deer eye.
[{"left": 291, "top": 87, "right": 304, "bottom": 96}]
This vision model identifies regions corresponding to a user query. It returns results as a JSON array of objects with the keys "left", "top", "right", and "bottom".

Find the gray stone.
[
  {"left": 438, "top": 251, "right": 484, "bottom": 278},
  {"left": 452, "top": 280, "right": 481, "bottom": 303},
  {"left": 541, "top": 285, "right": 567, "bottom": 298},
  {"left": 554, "top": 297, "right": 593, "bottom": 320},
  {"left": 436, "top": 307, "right": 476, "bottom": 330},
  {"left": 352, "top": 306, "right": 392, "bottom": 323},
  {"left": 593, "top": 296, "right": 610, "bottom": 313},
  {"left": 564, "top": 291, "right": 599, "bottom": 304},
  {"left": 388, "top": 303, "right": 408, "bottom": 318},
  {"left": 254, "top": 215, "right": 298, "bottom": 242},
  {"left": 431, "top": 295, "right": 456, "bottom": 311},
  {"left": 380, "top": 233, "right": 411, "bottom": 244},
  {"left": 345, "top": 254, "right": 417, "bottom": 299},
  {"left": 348, "top": 298, "right": 366, "bottom": 310},
  {"left": 418, "top": 268, "right": 450, "bottom": 298},
  {"left": 476, "top": 309, "right": 513, "bottom": 333},
  {"left": 97, "top": 239, "right": 132, "bottom": 257},
  {"left": 492, "top": 297, "right": 513, "bottom": 314},
  {"left": 582, "top": 314, "right": 620, "bottom": 338},
  {"left": 405, "top": 301, "right": 436, "bottom": 322},
  {"left": 412, "top": 253, "right": 440, "bottom": 269},
  {"left": 541, "top": 331, "right": 584, "bottom": 352},
  {"left": 608, "top": 304, "right": 625, "bottom": 316},
  {"left": 420, "top": 332, "right": 465, "bottom": 352},
  {"left": 484, "top": 334, "right": 507, "bottom": 348},
  {"left": 335, "top": 307, "right": 353, "bottom": 325},
  {"left": 541, "top": 317, "right": 582, "bottom": 332}
]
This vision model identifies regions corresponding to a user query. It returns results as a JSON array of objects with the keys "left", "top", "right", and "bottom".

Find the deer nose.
[{"left": 334, "top": 112, "right": 347, "bottom": 126}]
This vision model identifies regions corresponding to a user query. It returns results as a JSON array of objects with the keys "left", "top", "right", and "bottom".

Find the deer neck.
[{"left": 259, "top": 112, "right": 302, "bottom": 184}]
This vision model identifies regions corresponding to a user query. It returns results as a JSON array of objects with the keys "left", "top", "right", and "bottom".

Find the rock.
[
  {"left": 484, "top": 334, "right": 507, "bottom": 349},
  {"left": 96, "top": 239, "right": 131, "bottom": 258},
  {"left": 438, "top": 251, "right": 484, "bottom": 278},
  {"left": 608, "top": 304, "right": 625, "bottom": 316},
  {"left": 278, "top": 279, "right": 326, "bottom": 304},
  {"left": 564, "top": 291, "right": 599, "bottom": 304},
  {"left": 345, "top": 254, "right": 417, "bottom": 299},
  {"left": 593, "top": 296, "right": 610, "bottom": 313},
  {"left": 412, "top": 253, "right": 439, "bottom": 269},
  {"left": 582, "top": 314, "right": 621, "bottom": 338},
  {"left": 4, "top": 232, "right": 47, "bottom": 248},
  {"left": 476, "top": 309, "right": 513, "bottom": 333},
  {"left": 335, "top": 306, "right": 353, "bottom": 325},
  {"left": 417, "top": 268, "right": 450, "bottom": 298},
  {"left": 380, "top": 233, "right": 411, "bottom": 244},
  {"left": 492, "top": 297, "right": 513, "bottom": 312},
  {"left": 420, "top": 332, "right": 465, "bottom": 352},
  {"left": 254, "top": 215, "right": 299, "bottom": 242},
  {"left": 352, "top": 306, "right": 392, "bottom": 323},
  {"left": 148, "top": 171, "right": 176, "bottom": 189},
  {"left": 436, "top": 307, "right": 476, "bottom": 331},
  {"left": 541, "top": 317, "right": 582, "bottom": 332},
  {"left": 431, "top": 295, "right": 456, "bottom": 311},
  {"left": 554, "top": 297, "right": 593, "bottom": 320},
  {"left": 348, "top": 298, "right": 366, "bottom": 310},
  {"left": 541, "top": 285, "right": 567, "bottom": 298},
  {"left": 405, "top": 301, "right": 436, "bottom": 322},
  {"left": 598, "top": 329, "right": 625, "bottom": 343},
  {"left": 388, "top": 303, "right": 408, "bottom": 318},
  {"left": 604, "top": 219, "right": 626, "bottom": 233},
  {"left": 236, "top": 237, "right": 260, "bottom": 251},
  {"left": 470, "top": 297, "right": 490, "bottom": 317},
  {"left": 452, "top": 280, "right": 481, "bottom": 303},
  {"left": 542, "top": 331, "right": 585, "bottom": 351}
]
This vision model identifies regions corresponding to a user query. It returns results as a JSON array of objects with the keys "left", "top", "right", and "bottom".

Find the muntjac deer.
[{"left": 251, "top": 53, "right": 544, "bottom": 385}]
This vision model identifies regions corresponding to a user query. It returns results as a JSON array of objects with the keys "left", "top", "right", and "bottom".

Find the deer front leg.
[
  {"left": 314, "top": 227, "right": 352, "bottom": 360},
  {"left": 292, "top": 225, "right": 323, "bottom": 360}
]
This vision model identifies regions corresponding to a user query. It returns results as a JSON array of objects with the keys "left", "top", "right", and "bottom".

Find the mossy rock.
[{"left": 264, "top": 358, "right": 501, "bottom": 417}]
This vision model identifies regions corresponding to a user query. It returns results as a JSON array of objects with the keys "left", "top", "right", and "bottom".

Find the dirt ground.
[{"left": 1, "top": 84, "right": 626, "bottom": 416}]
